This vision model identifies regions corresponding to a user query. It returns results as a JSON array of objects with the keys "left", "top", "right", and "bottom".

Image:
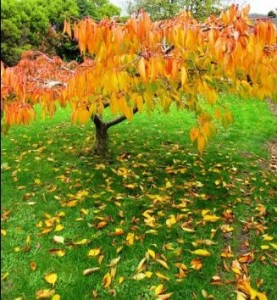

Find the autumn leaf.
[
  {"left": 53, "top": 235, "right": 64, "bottom": 244},
  {"left": 133, "top": 273, "right": 146, "bottom": 280},
  {"left": 147, "top": 249, "right": 156, "bottom": 259},
  {"left": 102, "top": 272, "right": 112, "bottom": 288},
  {"left": 190, "top": 249, "right": 211, "bottom": 256},
  {"left": 30, "top": 262, "right": 37, "bottom": 271},
  {"left": 155, "top": 272, "right": 169, "bottom": 281},
  {"left": 54, "top": 224, "right": 64, "bottom": 232},
  {"left": 126, "top": 232, "right": 135, "bottom": 246},
  {"left": 49, "top": 249, "right": 65, "bottom": 257},
  {"left": 36, "top": 289, "right": 55, "bottom": 299},
  {"left": 156, "top": 259, "right": 169, "bottom": 270},
  {"left": 107, "top": 257, "right": 121, "bottom": 267},
  {"left": 203, "top": 214, "right": 220, "bottom": 222},
  {"left": 83, "top": 267, "right": 100, "bottom": 276},
  {"left": 88, "top": 248, "right": 101, "bottom": 257},
  {"left": 73, "top": 239, "right": 90, "bottom": 245},
  {"left": 44, "top": 273, "right": 58, "bottom": 285}
]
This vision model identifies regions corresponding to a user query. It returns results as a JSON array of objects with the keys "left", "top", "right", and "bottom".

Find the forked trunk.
[{"left": 92, "top": 108, "right": 138, "bottom": 156}]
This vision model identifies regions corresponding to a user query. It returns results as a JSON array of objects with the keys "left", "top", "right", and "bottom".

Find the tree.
[
  {"left": 1, "top": 5, "right": 277, "bottom": 156},
  {"left": 127, "top": 0, "right": 223, "bottom": 20},
  {"left": 267, "top": 10, "right": 277, "bottom": 18},
  {"left": 0, "top": 0, "right": 120, "bottom": 65},
  {"left": 77, "top": 0, "right": 121, "bottom": 20}
]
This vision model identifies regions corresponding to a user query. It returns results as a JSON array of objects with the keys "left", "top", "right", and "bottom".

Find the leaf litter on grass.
[{"left": 1, "top": 100, "right": 277, "bottom": 299}]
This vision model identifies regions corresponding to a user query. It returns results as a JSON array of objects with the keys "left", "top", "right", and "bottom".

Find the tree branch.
[
  {"left": 92, "top": 114, "right": 105, "bottom": 128},
  {"left": 106, "top": 107, "right": 138, "bottom": 129}
]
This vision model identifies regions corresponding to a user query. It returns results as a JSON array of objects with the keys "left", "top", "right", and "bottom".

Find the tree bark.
[
  {"left": 93, "top": 114, "right": 108, "bottom": 156},
  {"left": 92, "top": 108, "right": 139, "bottom": 156}
]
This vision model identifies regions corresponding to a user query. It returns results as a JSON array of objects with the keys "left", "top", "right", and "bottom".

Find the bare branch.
[{"left": 106, "top": 107, "right": 138, "bottom": 129}]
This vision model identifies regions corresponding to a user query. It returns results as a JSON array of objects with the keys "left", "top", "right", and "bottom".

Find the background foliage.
[{"left": 1, "top": 0, "right": 120, "bottom": 66}]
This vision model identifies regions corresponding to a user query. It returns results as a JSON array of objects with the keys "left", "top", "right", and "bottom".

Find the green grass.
[{"left": 1, "top": 95, "right": 277, "bottom": 300}]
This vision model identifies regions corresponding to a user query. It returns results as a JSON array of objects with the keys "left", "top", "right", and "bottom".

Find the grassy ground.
[{"left": 1, "top": 95, "right": 277, "bottom": 300}]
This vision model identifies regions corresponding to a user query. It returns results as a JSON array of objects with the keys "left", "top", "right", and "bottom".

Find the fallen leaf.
[
  {"left": 35, "top": 289, "right": 55, "bottom": 299},
  {"left": 30, "top": 262, "right": 37, "bottom": 271},
  {"left": 54, "top": 224, "right": 64, "bottom": 232},
  {"left": 155, "top": 284, "right": 165, "bottom": 295},
  {"left": 155, "top": 272, "right": 169, "bottom": 281},
  {"left": 88, "top": 248, "right": 101, "bottom": 257},
  {"left": 73, "top": 239, "right": 90, "bottom": 245},
  {"left": 49, "top": 249, "right": 65, "bottom": 257},
  {"left": 107, "top": 257, "right": 121, "bottom": 267},
  {"left": 1, "top": 272, "right": 9, "bottom": 281},
  {"left": 126, "top": 233, "right": 135, "bottom": 246},
  {"left": 44, "top": 273, "right": 58, "bottom": 285},
  {"left": 191, "top": 249, "right": 211, "bottom": 257},
  {"left": 157, "top": 293, "right": 174, "bottom": 299},
  {"left": 53, "top": 236, "right": 64, "bottom": 244},
  {"left": 203, "top": 214, "right": 220, "bottom": 222},
  {"left": 103, "top": 272, "right": 112, "bottom": 288},
  {"left": 156, "top": 259, "right": 169, "bottom": 269},
  {"left": 83, "top": 267, "right": 100, "bottom": 276},
  {"left": 147, "top": 249, "right": 156, "bottom": 259},
  {"left": 133, "top": 273, "right": 146, "bottom": 280}
]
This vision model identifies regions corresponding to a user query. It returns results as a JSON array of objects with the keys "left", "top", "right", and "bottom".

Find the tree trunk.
[
  {"left": 93, "top": 115, "right": 108, "bottom": 156},
  {"left": 92, "top": 108, "right": 138, "bottom": 156}
]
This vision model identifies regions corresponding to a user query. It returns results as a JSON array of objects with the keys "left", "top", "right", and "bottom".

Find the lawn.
[{"left": 1, "top": 95, "right": 277, "bottom": 300}]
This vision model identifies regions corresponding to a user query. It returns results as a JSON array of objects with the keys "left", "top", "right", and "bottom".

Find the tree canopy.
[{"left": 1, "top": 5, "right": 276, "bottom": 155}]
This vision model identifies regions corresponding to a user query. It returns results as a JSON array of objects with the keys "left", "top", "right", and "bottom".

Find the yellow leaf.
[
  {"left": 156, "top": 292, "right": 174, "bottom": 300},
  {"left": 83, "top": 267, "right": 100, "bottom": 276},
  {"left": 181, "top": 67, "right": 188, "bottom": 87},
  {"left": 126, "top": 232, "right": 135, "bottom": 246},
  {"left": 49, "top": 249, "right": 65, "bottom": 257},
  {"left": 1, "top": 272, "right": 9, "bottom": 281},
  {"left": 133, "top": 273, "right": 146, "bottom": 280},
  {"left": 137, "top": 258, "right": 146, "bottom": 272},
  {"left": 73, "top": 239, "right": 90, "bottom": 245},
  {"left": 203, "top": 214, "right": 220, "bottom": 222},
  {"left": 260, "top": 245, "right": 269, "bottom": 250},
  {"left": 118, "top": 276, "right": 124, "bottom": 284},
  {"left": 1, "top": 229, "right": 7, "bottom": 236},
  {"left": 88, "top": 248, "right": 101, "bottom": 257},
  {"left": 197, "top": 134, "right": 206, "bottom": 154},
  {"left": 155, "top": 284, "right": 165, "bottom": 296},
  {"left": 262, "top": 234, "right": 273, "bottom": 241},
  {"left": 44, "top": 273, "right": 58, "bottom": 285},
  {"left": 52, "top": 295, "right": 61, "bottom": 300},
  {"left": 270, "top": 243, "right": 277, "bottom": 250},
  {"left": 36, "top": 289, "right": 55, "bottom": 299},
  {"left": 138, "top": 57, "right": 146, "bottom": 81},
  {"left": 103, "top": 272, "right": 112, "bottom": 288},
  {"left": 191, "top": 249, "right": 211, "bottom": 257},
  {"left": 155, "top": 272, "right": 169, "bottom": 281},
  {"left": 147, "top": 249, "right": 156, "bottom": 259},
  {"left": 54, "top": 225, "right": 64, "bottom": 232},
  {"left": 53, "top": 236, "right": 64, "bottom": 244},
  {"left": 80, "top": 208, "right": 89, "bottom": 215},
  {"left": 145, "top": 271, "right": 153, "bottom": 278},
  {"left": 66, "top": 200, "right": 78, "bottom": 207},
  {"left": 107, "top": 257, "right": 121, "bottom": 267},
  {"left": 166, "top": 215, "right": 176, "bottom": 228},
  {"left": 156, "top": 259, "right": 169, "bottom": 270}
]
